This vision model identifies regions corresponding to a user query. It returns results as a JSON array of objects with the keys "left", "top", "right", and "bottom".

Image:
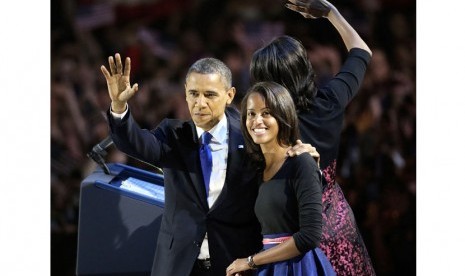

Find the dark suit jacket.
[{"left": 108, "top": 107, "right": 262, "bottom": 276}]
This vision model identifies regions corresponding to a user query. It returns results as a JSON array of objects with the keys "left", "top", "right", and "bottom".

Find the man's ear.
[
  {"left": 184, "top": 83, "right": 188, "bottom": 100},
  {"left": 226, "top": 87, "right": 236, "bottom": 105}
]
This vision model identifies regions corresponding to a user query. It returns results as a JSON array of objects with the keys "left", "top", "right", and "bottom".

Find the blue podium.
[{"left": 76, "top": 163, "right": 165, "bottom": 276}]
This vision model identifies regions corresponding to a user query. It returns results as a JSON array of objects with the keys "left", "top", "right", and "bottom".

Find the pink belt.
[{"left": 262, "top": 236, "right": 291, "bottom": 245}]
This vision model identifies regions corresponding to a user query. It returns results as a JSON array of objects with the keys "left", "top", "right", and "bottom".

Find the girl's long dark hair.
[{"left": 240, "top": 81, "right": 300, "bottom": 164}]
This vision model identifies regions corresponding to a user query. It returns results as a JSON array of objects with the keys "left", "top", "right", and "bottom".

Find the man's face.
[{"left": 185, "top": 72, "right": 235, "bottom": 131}]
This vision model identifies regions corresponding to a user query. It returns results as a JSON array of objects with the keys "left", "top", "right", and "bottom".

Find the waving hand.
[
  {"left": 100, "top": 53, "right": 139, "bottom": 113},
  {"left": 285, "top": 0, "right": 333, "bottom": 19}
]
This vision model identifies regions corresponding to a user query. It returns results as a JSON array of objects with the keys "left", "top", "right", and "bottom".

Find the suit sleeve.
[{"left": 107, "top": 107, "right": 171, "bottom": 167}]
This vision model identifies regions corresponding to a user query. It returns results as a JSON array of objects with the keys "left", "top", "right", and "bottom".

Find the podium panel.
[{"left": 76, "top": 163, "right": 165, "bottom": 276}]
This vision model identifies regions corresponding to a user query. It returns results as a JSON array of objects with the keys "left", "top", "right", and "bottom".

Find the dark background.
[{"left": 51, "top": 0, "right": 416, "bottom": 275}]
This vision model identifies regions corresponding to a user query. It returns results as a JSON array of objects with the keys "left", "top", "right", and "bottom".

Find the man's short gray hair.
[{"left": 186, "top": 57, "right": 232, "bottom": 89}]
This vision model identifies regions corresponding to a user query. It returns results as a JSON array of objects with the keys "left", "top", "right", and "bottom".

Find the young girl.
[{"left": 226, "top": 81, "right": 335, "bottom": 276}]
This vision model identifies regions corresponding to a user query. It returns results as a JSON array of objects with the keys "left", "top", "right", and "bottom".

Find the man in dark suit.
[
  {"left": 102, "top": 54, "right": 263, "bottom": 276},
  {"left": 101, "top": 54, "right": 316, "bottom": 275}
]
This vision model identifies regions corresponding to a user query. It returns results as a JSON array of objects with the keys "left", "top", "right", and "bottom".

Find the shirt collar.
[{"left": 196, "top": 114, "right": 228, "bottom": 144}]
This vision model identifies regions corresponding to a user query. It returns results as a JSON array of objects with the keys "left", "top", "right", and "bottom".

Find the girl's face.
[{"left": 245, "top": 92, "right": 279, "bottom": 149}]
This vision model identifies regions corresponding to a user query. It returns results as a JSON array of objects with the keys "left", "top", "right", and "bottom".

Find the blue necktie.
[{"left": 199, "top": 132, "right": 213, "bottom": 197}]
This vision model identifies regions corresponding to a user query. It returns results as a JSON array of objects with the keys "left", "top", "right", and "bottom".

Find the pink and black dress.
[{"left": 297, "top": 48, "right": 376, "bottom": 275}]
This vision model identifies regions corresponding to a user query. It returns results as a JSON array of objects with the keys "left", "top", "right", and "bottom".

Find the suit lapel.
[{"left": 178, "top": 121, "right": 209, "bottom": 211}]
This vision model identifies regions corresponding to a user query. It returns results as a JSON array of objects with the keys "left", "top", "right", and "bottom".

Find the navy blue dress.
[{"left": 254, "top": 154, "right": 335, "bottom": 276}]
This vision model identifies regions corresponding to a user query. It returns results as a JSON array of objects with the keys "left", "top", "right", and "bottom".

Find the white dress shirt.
[{"left": 195, "top": 115, "right": 229, "bottom": 259}]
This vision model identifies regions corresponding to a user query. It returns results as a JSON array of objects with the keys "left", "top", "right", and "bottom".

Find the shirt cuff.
[{"left": 110, "top": 104, "right": 128, "bottom": 119}]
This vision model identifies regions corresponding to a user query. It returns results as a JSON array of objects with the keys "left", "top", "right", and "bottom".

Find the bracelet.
[{"left": 247, "top": 255, "right": 258, "bottom": 269}]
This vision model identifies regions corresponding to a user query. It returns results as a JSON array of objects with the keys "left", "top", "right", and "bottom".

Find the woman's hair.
[
  {"left": 240, "top": 81, "right": 300, "bottom": 162},
  {"left": 250, "top": 35, "right": 317, "bottom": 111}
]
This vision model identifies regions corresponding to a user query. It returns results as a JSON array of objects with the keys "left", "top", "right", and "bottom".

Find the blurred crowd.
[{"left": 51, "top": 0, "right": 416, "bottom": 275}]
